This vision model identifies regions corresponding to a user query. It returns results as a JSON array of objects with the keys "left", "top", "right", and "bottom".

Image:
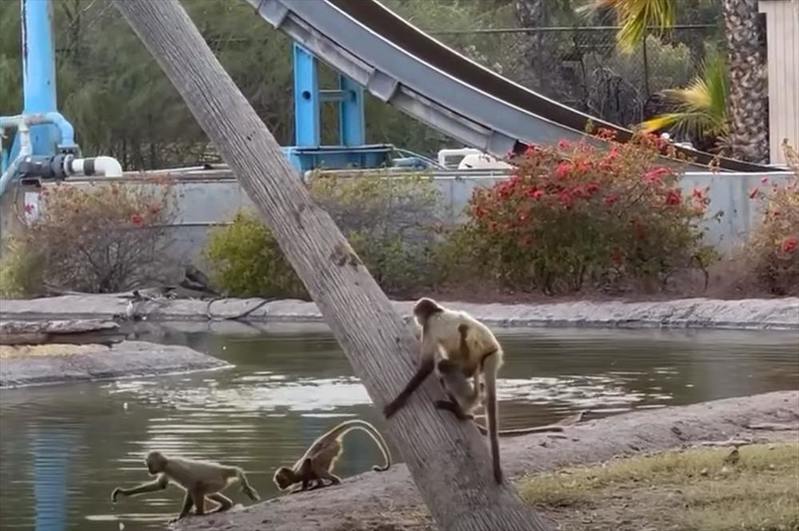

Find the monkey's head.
[
  {"left": 272, "top": 467, "right": 297, "bottom": 490},
  {"left": 413, "top": 297, "right": 442, "bottom": 325},
  {"left": 145, "top": 451, "right": 168, "bottom": 475}
]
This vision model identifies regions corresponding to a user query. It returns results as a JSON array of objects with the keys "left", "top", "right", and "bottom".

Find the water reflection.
[{"left": 0, "top": 326, "right": 796, "bottom": 530}]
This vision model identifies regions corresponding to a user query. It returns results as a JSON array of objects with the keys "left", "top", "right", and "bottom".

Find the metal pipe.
[
  {"left": 0, "top": 122, "right": 33, "bottom": 196},
  {"left": 0, "top": 113, "right": 77, "bottom": 150},
  {"left": 21, "top": 0, "right": 59, "bottom": 156}
]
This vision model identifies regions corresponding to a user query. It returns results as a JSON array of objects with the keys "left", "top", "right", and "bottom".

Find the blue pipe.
[
  {"left": 21, "top": 0, "right": 60, "bottom": 157},
  {"left": 0, "top": 113, "right": 76, "bottom": 197}
]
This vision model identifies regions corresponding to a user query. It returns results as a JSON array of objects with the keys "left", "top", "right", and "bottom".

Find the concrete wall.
[
  {"left": 1, "top": 169, "right": 793, "bottom": 265},
  {"left": 759, "top": 0, "right": 799, "bottom": 165}
]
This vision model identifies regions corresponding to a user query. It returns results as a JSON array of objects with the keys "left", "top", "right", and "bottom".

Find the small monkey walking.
[
  {"left": 111, "top": 451, "right": 259, "bottom": 523},
  {"left": 273, "top": 419, "right": 391, "bottom": 493},
  {"left": 383, "top": 297, "right": 505, "bottom": 483}
]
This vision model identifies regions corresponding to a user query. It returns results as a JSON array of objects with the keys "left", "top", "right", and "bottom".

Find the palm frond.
[
  {"left": 579, "top": 0, "right": 676, "bottom": 52},
  {"left": 639, "top": 53, "right": 729, "bottom": 141}
]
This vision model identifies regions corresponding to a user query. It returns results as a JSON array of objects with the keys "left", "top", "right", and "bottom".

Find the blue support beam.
[
  {"left": 338, "top": 75, "right": 365, "bottom": 146},
  {"left": 289, "top": 42, "right": 381, "bottom": 171},
  {"left": 21, "top": 0, "right": 60, "bottom": 157},
  {"left": 292, "top": 43, "right": 320, "bottom": 147}
]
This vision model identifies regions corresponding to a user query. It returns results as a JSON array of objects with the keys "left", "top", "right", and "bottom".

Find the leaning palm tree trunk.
[
  {"left": 722, "top": 0, "right": 770, "bottom": 163},
  {"left": 109, "top": 0, "right": 551, "bottom": 530}
]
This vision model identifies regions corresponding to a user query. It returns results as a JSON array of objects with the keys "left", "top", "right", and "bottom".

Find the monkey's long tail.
[
  {"left": 235, "top": 469, "right": 260, "bottom": 501},
  {"left": 331, "top": 419, "right": 392, "bottom": 472},
  {"left": 474, "top": 410, "right": 588, "bottom": 437}
]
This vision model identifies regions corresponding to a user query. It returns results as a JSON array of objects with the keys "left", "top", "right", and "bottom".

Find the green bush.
[
  {"left": 446, "top": 131, "right": 716, "bottom": 294},
  {"left": 308, "top": 172, "right": 445, "bottom": 297},
  {"left": 0, "top": 238, "right": 45, "bottom": 298},
  {"left": 204, "top": 210, "right": 307, "bottom": 299},
  {"left": 205, "top": 173, "right": 445, "bottom": 299}
]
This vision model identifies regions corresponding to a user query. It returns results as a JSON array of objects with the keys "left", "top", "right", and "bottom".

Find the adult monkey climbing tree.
[{"left": 110, "top": 1, "right": 551, "bottom": 529}]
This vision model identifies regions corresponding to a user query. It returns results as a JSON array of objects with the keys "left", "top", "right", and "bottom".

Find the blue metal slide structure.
[{"left": 247, "top": 0, "right": 773, "bottom": 173}]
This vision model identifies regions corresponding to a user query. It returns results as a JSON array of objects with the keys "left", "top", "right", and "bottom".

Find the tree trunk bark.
[
  {"left": 109, "top": 1, "right": 551, "bottom": 530},
  {"left": 722, "top": 0, "right": 770, "bottom": 163}
]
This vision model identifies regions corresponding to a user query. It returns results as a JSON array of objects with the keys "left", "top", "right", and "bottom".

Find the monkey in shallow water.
[
  {"left": 111, "top": 451, "right": 259, "bottom": 522},
  {"left": 273, "top": 419, "right": 391, "bottom": 493},
  {"left": 383, "top": 297, "right": 505, "bottom": 483}
]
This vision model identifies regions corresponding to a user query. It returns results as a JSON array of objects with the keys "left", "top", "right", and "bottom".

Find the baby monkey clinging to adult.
[
  {"left": 273, "top": 419, "right": 391, "bottom": 493},
  {"left": 111, "top": 451, "right": 259, "bottom": 523},
  {"left": 383, "top": 297, "right": 505, "bottom": 483}
]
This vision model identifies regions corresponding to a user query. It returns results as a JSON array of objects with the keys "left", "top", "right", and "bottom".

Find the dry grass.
[
  {"left": 0, "top": 343, "right": 109, "bottom": 359},
  {"left": 520, "top": 443, "right": 799, "bottom": 531}
]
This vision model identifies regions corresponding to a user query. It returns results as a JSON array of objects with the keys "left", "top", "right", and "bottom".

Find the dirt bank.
[
  {"left": 2, "top": 294, "right": 797, "bottom": 330},
  {"left": 0, "top": 340, "right": 230, "bottom": 389},
  {"left": 172, "top": 391, "right": 799, "bottom": 531}
]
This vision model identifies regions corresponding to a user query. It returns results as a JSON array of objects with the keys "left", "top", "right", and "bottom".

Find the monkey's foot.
[{"left": 434, "top": 400, "right": 474, "bottom": 421}]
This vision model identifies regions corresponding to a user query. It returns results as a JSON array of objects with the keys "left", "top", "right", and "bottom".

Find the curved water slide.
[{"left": 247, "top": 0, "right": 772, "bottom": 173}]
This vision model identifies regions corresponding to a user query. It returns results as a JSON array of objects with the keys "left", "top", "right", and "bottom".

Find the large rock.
[
  {"left": 0, "top": 340, "right": 230, "bottom": 388},
  {"left": 0, "top": 319, "right": 121, "bottom": 345}
]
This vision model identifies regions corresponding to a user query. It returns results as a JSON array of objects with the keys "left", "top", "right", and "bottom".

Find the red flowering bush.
[
  {"left": 743, "top": 143, "right": 799, "bottom": 295},
  {"left": 1, "top": 177, "right": 176, "bottom": 294},
  {"left": 452, "top": 132, "right": 714, "bottom": 294}
]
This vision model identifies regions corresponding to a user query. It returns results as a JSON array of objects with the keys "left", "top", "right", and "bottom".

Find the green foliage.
[
  {"left": 449, "top": 131, "right": 715, "bottom": 294},
  {"left": 308, "top": 172, "right": 445, "bottom": 297},
  {"left": 743, "top": 143, "right": 799, "bottom": 296},
  {"left": 607, "top": 35, "right": 696, "bottom": 94},
  {"left": 12, "top": 179, "right": 177, "bottom": 294},
  {"left": 0, "top": 238, "right": 44, "bottom": 298},
  {"left": 203, "top": 211, "right": 307, "bottom": 299},
  {"left": 204, "top": 174, "right": 444, "bottom": 299},
  {"left": 641, "top": 51, "right": 729, "bottom": 147}
]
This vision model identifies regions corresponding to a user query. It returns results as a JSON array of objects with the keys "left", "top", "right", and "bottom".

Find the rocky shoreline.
[
  {"left": 2, "top": 294, "right": 797, "bottom": 330},
  {"left": 171, "top": 391, "right": 799, "bottom": 531}
]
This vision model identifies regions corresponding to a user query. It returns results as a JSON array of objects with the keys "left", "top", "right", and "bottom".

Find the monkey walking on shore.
[
  {"left": 273, "top": 419, "right": 391, "bottom": 493},
  {"left": 111, "top": 451, "right": 259, "bottom": 523},
  {"left": 383, "top": 297, "right": 505, "bottom": 483}
]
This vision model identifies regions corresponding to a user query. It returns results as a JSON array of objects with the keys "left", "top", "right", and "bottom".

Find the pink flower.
[
  {"left": 531, "top": 189, "right": 544, "bottom": 200},
  {"left": 586, "top": 182, "right": 600, "bottom": 195},
  {"left": 23, "top": 203, "right": 35, "bottom": 214},
  {"left": 644, "top": 167, "right": 669, "bottom": 185},
  {"left": 782, "top": 236, "right": 798, "bottom": 254},
  {"left": 555, "top": 162, "right": 572, "bottom": 179},
  {"left": 665, "top": 189, "right": 681, "bottom": 206},
  {"left": 604, "top": 194, "right": 618, "bottom": 206},
  {"left": 558, "top": 140, "right": 571, "bottom": 150},
  {"left": 131, "top": 213, "right": 144, "bottom": 226}
]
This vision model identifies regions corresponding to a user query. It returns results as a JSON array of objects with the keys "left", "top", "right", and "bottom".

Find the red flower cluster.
[
  {"left": 464, "top": 133, "right": 710, "bottom": 293},
  {"left": 782, "top": 236, "right": 798, "bottom": 254},
  {"left": 665, "top": 189, "right": 682, "bottom": 206}
]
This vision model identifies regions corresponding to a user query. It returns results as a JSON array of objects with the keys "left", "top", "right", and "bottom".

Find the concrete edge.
[{"left": 2, "top": 294, "right": 798, "bottom": 330}]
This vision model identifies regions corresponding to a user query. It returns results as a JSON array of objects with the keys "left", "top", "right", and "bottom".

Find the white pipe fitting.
[{"left": 66, "top": 155, "right": 123, "bottom": 177}]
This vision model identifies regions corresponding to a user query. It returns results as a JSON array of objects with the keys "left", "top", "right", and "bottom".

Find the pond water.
[{"left": 0, "top": 325, "right": 797, "bottom": 531}]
